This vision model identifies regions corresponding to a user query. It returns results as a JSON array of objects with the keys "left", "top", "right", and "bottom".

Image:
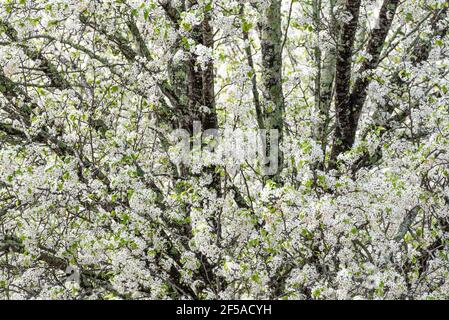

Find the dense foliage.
[{"left": 1, "top": 0, "right": 449, "bottom": 300}]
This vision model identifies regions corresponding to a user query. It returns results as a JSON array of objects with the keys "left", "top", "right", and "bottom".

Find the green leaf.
[{"left": 242, "top": 20, "right": 253, "bottom": 33}]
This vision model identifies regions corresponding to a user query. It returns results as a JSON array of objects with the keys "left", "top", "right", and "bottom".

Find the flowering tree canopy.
[{"left": 1, "top": 0, "right": 449, "bottom": 300}]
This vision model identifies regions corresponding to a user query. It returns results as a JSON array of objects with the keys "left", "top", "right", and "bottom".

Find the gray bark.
[{"left": 258, "top": 0, "right": 285, "bottom": 179}]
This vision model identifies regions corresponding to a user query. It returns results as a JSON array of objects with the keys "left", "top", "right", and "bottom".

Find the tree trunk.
[{"left": 259, "top": 0, "right": 285, "bottom": 180}]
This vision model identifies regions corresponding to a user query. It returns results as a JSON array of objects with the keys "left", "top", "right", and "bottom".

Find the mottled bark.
[{"left": 258, "top": 0, "right": 285, "bottom": 179}]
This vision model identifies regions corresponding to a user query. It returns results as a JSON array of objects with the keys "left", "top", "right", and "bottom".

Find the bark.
[
  {"left": 258, "top": 0, "right": 285, "bottom": 179},
  {"left": 330, "top": 0, "right": 399, "bottom": 168},
  {"left": 329, "top": 0, "right": 362, "bottom": 168},
  {"left": 0, "top": 20, "right": 71, "bottom": 90},
  {"left": 160, "top": 1, "right": 224, "bottom": 295}
]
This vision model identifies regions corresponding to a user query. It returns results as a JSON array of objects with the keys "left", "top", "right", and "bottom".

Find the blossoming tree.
[{"left": 1, "top": 0, "right": 449, "bottom": 299}]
